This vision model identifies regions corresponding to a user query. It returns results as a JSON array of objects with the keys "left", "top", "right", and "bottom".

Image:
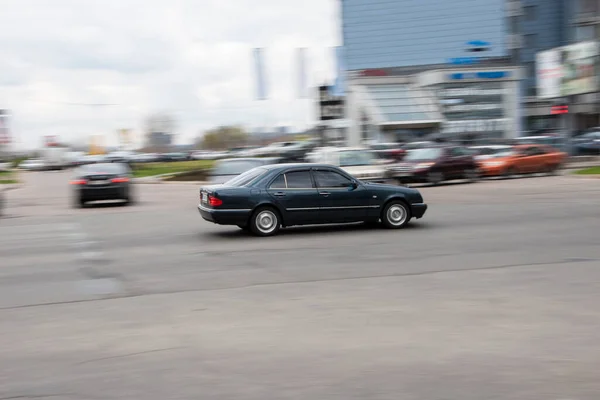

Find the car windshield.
[
  {"left": 224, "top": 167, "right": 266, "bottom": 187},
  {"left": 489, "top": 150, "right": 514, "bottom": 158},
  {"left": 213, "top": 160, "right": 263, "bottom": 175},
  {"left": 404, "top": 148, "right": 442, "bottom": 161},
  {"left": 581, "top": 131, "right": 600, "bottom": 139},
  {"left": 338, "top": 150, "right": 374, "bottom": 167}
]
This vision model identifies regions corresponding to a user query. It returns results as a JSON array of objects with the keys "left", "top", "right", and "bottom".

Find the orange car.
[{"left": 478, "top": 144, "right": 567, "bottom": 177}]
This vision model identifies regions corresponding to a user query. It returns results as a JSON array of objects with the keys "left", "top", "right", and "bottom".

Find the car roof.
[
  {"left": 470, "top": 145, "right": 512, "bottom": 149},
  {"left": 261, "top": 163, "right": 341, "bottom": 171}
]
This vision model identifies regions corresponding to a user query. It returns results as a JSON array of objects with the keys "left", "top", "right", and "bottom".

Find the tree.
[{"left": 198, "top": 125, "right": 248, "bottom": 150}]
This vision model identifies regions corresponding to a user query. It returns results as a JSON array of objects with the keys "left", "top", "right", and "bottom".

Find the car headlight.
[
  {"left": 413, "top": 162, "right": 434, "bottom": 170},
  {"left": 485, "top": 161, "right": 504, "bottom": 167}
]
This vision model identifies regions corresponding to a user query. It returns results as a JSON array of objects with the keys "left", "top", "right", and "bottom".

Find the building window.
[
  {"left": 524, "top": 34, "right": 537, "bottom": 48},
  {"left": 524, "top": 5, "right": 536, "bottom": 21},
  {"left": 576, "top": 25, "right": 596, "bottom": 41},
  {"left": 508, "top": 16, "right": 519, "bottom": 34}
]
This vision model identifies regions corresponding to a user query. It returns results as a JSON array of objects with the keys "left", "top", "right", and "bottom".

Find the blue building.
[{"left": 340, "top": 0, "right": 571, "bottom": 142}]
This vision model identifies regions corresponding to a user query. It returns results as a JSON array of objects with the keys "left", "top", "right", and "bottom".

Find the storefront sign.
[
  {"left": 441, "top": 88, "right": 505, "bottom": 97},
  {"left": 449, "top": 71, "right": 511, "bottom": 80},
  {"left": 448, "top": 57, "right": 479, "bottom": 65}
]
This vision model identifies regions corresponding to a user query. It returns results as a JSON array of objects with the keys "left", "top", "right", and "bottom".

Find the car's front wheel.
[
  {"left": 249, "top": 207, "right": 281, "bottom": 236},
  {"left": 381, "top": 201, "right": 411, "bottom": 229},
  {"left": 464, "top": 167, "right": 481, "bottom": 183}
]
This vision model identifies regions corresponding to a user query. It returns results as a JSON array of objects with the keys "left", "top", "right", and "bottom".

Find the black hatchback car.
[
  {"left": 70, "top": 163, "right": 134, "bottom": 208},
  {"left": 198, "top": 164, "right": 427, "bottom": 236}
]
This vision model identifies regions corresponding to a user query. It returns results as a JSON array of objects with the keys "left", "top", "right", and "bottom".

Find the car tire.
[
  {"left": 545, "top": 164, "right": 558, "bottom": 175},
  {"left": 464, "top": 168, "right": 481, "bottom": 183},
  {"left": 427, "top": 171, "right": 444, "bottom": 186},
  {"left": 381, "top": 200, "right": 411, "bottom": 229},
  {"left": 504, "top": 167, "right": 518, "bottom": 179},
  {"left": 75, "top": 197, "right": 85, "bottom": 209},
  {"left": 249, "top": 207, "right": 281, "bottom": 237}
]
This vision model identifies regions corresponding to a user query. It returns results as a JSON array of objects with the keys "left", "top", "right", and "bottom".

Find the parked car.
[
  {"left": 70, "top": 162, "right": 135, "bottom": 208},
  {"left": 369, "top": 143, "right": 406, "bottom": 162},
  {"left": 306, "top": 147, "right": 387, "bottom": 182},
  {"left": 162, "top": 152, "right": 188, "bottom": 162},
  {"left": 19, "top": 159, "right": 46, "bottom": 171},
  {"left": 572, "top": 131, "right": 600, "bottom": 155},
  {"left": 478, "top": 144, "right": 566, "bottom": 178},
  {"left": 197, "top": 163, "right": 427, "bottom": 236},
  {"left": 469, "top": 145, "right": 514, "bottom": 162},
  {"left": 207, "top": 157, "right": 281, "bottom": 184},
  {"left": 514, "top": 135, "right": 566, "bottom": 152},
  {"left": 387, "top": 146, "right": 481, "bottom": 185},
  {"left": 402, "top": 141, "right": 436, "bottom": 152},
  {"left": 277, "top": 141, "right": 317, "bottom": 162}
]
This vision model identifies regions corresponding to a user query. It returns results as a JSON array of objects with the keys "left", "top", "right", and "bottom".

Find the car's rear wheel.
[
  {"left": 249, "top": 207, "right": 281, "bottom": 236},
  {"left": 381, "top": 200, "right": 411, "bottom": 229},
  {"left": 545, "top": 164, "right": 558, "bottom": 175},
  {"left": 74, "top": 197, "right": 85, "bottom": 209}
]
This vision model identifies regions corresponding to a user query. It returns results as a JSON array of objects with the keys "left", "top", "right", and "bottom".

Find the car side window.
[
  {"left": 285, "top": 171, "right": 314, "bottom": 189},
  {"left": 449, "top": 148, "right": 462, "bottom": 157},
  {"left": 269, "top": 174, "right": 286, "bottom": 189},
  {"left": 314, "top": 170, "right": 352, "bottom": 188}
]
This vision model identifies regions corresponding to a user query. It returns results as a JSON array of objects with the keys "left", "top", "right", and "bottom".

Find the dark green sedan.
[{"left": 198, "top": 163, "right": 427, "bottom": 236}]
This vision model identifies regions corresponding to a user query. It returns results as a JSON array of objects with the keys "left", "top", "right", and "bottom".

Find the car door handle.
[
  {"left": 319, "top": 192, "right": 330, "bottom": 197},
  {"left": 273, "top": 192, "right": 286, "bottom": 197}
]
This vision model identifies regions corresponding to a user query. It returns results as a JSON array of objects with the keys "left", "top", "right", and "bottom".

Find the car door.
[
  {"left": 441, "top": 147, "right": 462, "bottom": 179},
  {"left": 519, "top": 147, "right": 538, "bottom": 173},
  {"left": 266, "top": 170, "right": 320, "bottom": 225},
  {"left": 312, "top": 168, "right": 371, "bottom": 223}
]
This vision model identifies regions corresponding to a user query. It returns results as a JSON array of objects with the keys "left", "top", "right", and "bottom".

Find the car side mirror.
[{"left": 350, "top": 180, "right": 358, "bottom": 189}]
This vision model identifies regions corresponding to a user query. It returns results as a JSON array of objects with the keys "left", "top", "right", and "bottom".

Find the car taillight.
[
  {"left": 208, "top": 195, "right": 222, "bottom": 207},
  {"left": 70, "top": 179, "right": 87, "bottom": 185},
  {"left": 111, "top": 177, "right": 129, "bottom": 183}
]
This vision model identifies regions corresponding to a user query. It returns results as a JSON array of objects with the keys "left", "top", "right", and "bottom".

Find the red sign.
[
  {"left": 551, "top": 105, "right": 568, "bottom": 115},
  {"left": 360, "top": 69, "right": 388, "bottom": 77}
]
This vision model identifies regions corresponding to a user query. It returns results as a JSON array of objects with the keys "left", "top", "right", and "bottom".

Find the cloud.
[{"left": 0, "top": 0, "right": 340, "bottom": 149}]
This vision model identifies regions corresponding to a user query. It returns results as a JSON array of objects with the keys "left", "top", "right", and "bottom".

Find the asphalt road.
[{"left": 1, "top": 170, "right": 600, "bottom": 400}]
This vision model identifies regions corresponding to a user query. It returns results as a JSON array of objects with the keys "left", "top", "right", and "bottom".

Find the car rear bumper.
[
  {"left": 411, "top": 203, "right": 427, "bottom": 219},
  {"left": 198, "top": 204, "right": 251, "bottom": 225},
  {"left": 80, "top": 186, "right": 128, "bottom": 201}
]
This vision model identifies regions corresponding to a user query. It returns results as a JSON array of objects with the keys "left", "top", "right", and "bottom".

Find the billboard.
[
  {"left": 317, "top": 85, "right": 344, "bottom": 121},
  {"left": 0, "top": 110, "right": 9, "bottom": 145},
  {"left": 537, "top": 41, "right": 599, "bottom": 99}
]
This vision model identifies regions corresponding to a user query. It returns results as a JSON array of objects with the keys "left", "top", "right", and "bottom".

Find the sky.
[{"left": 0, "top": 0, "right": 340, "bottom": 150}]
